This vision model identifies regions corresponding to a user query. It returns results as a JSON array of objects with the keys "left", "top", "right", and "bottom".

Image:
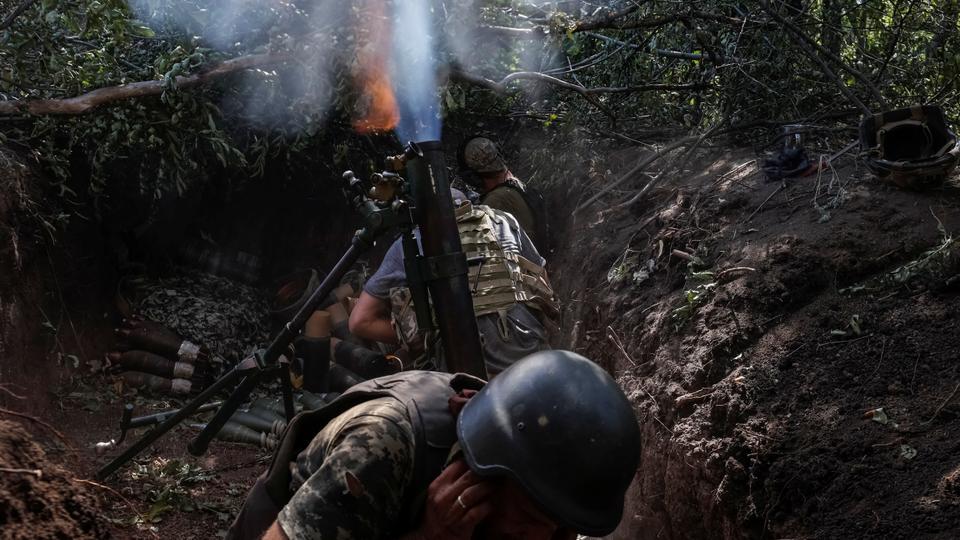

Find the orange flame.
[{"left": 352, "top": 0, "right": 399, "bottom": 134}]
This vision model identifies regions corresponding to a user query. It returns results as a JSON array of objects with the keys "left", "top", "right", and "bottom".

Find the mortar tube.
[
  {"left": 327, "top": 363, "right": 365, "bottom": 393},
  {"left": 405, "top": 140, "right": 485, "bottom": 377}
]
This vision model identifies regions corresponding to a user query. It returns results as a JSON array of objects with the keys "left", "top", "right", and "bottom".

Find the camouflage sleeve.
[{"left": 277, "top": 404, "right": 416, "bottom": 539}]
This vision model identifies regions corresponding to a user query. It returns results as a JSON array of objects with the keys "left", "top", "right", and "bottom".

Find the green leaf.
[{"left": 129, "top": 22, "right": 156, "bottom": 38}]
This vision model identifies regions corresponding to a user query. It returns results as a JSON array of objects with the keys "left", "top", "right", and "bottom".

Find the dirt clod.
[{"left": 0, "top": 421, "right": 106, "bottom": 539}]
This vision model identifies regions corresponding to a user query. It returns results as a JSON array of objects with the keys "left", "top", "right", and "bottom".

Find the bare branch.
[
  {"left": 758, "top": 0, "right": 886, "bottom": 108},
  {"left": 573, "top": 136, "right": 698, "bottom": 215},
  {"left": 573, "top": 3, "right": 642, "bottom": 32},
  {"left": 448, "top": 69, "right": 615, "bottom": 119},
  {"left": 448, "top": 66, "right": 708, "bottom": 123},
  {"left": 0, "top": 53, "right": 286, "bottom": 116}
]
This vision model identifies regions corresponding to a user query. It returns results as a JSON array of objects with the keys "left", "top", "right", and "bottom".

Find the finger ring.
[{"left": 456, "top": 495, "right": 468, "bottom": 510}]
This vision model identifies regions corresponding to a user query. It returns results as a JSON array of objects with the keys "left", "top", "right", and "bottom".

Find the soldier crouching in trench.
[{"left": 226, "top": 350, "right": 641, "bottom": 540}]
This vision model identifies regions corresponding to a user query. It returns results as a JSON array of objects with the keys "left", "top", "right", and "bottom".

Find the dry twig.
[
  {"left": 922, "top": 383, "right": 960, "bottom": 425},
  {"left": 0, "top": 407, "right": 72, "bottom": 448},
  {"left": 0, "top": 467, "right": 42, "bottom": 478}
]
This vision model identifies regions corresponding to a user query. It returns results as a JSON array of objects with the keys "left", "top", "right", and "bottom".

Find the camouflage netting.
[{"left": 133, "top": 270, "right": 270, "bottom": 363}]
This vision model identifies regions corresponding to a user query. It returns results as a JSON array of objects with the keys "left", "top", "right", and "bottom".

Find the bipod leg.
[
  {"left": 96, "top": 365, "right": 243, "bottom": 480},
  {"left": 188, "top": 365, "right": 265, "bottom": 456},
  {"left": 279, "top": 361, "right": 296, "bottom": 421}
]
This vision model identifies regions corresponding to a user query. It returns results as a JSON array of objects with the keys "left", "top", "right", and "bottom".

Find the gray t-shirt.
[{"left": 363, "top": 207, "right": 548, "bottom": 375}]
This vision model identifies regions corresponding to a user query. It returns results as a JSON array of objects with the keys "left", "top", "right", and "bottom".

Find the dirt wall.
[{"left": 554, "top": 150, "right": 960, "bottom": 539}]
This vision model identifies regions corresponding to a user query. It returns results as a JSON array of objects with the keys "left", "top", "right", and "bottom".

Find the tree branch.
[
  {"left": 572, "top": 3, "right": 642, "bottom": 32},
  {"left": 0, "top": 53, "right": 285, "bottom": 116},
  {"left": 759, "top": 0, "right": 886, "bottom": 108},
  {"left": 448, "top": 69, "right": 615, "bottom": 120},
  {"left": 448, "top": 68, "right": 707, "bottom": 121}
]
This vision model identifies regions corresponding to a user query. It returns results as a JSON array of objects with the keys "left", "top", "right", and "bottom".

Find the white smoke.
[{"left": 390, "top": 0, "right": 441, "bottom": 143}]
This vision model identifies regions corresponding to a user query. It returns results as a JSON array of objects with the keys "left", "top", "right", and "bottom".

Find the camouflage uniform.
[{"left": 277, "top": 398, "right": 417, "bottom": 539}]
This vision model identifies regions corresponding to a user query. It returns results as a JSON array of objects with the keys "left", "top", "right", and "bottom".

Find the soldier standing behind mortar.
[{"left": 457, "top": 136, "right": 548, "bottom": 252}]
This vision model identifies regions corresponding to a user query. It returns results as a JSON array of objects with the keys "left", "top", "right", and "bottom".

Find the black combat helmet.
[
  {"left": 860, "top": 104, "right": 960, "bottom": 190},
  {"left": 456, "top": 350, "right": 641, "bottom": 536}
]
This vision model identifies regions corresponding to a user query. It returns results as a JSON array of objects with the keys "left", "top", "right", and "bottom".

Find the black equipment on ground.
[{"left": 860, "top": 104, "right": 960, "bottom": 190}]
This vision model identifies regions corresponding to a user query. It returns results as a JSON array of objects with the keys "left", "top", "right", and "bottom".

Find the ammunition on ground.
[
  {"left": 300, "top": 389, "right": 339, "bottom": 410},
  {"left": 251, "top": 397, "right": 286, "bottom": 416},
  {"left": 121, "top": 371, "right": 191, "bottom": 395},
  {"left": 252, "top": 397, "right": 303, "bottom": 417},
  {"left": 231, "top": 410, "right": 286, "bottom": 435},
  {"left": 197, "top": 421, "right": 277, "bottom": 450},
  {"left": 115, "top": 319, "right": 204, "bottom": 363},
  {"left": 328, "top": 363, "right": 364, "bottom": 392},
  {"left": 304, "top": 310, "right": 332, "bottom": 339},
  {"left": 247, "top": 405, "right": 286, "bottom": 424},
  {"left": 107, "top": 350, "right": 195, "bottom": 379},
  {"left": 331, "top": 337, "right": 400, "bottom": 379}
]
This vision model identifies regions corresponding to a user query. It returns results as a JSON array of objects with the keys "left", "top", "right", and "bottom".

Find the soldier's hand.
[{"left": 414, "top": 458, "right": 495, "bottom": 539}]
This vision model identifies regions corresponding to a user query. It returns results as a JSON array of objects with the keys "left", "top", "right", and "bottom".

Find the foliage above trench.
[{"left": 1, "top": 0, "right": 959, "bottom": 221}]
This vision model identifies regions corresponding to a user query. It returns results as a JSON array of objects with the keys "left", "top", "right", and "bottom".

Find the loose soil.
[
  {"left": 0, "top": 420, "right": 105, "bottom": 539},
  {"left": 554, "top": 149, "right": 960, "bottom": 539}
]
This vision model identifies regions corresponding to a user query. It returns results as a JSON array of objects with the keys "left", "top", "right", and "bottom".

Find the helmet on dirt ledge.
[
  {"left": 456, "top": 350, "right": 641, "bottom": 536},
  {"left": 859, "top": 104, "right": 960, "bottom": 190}
]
